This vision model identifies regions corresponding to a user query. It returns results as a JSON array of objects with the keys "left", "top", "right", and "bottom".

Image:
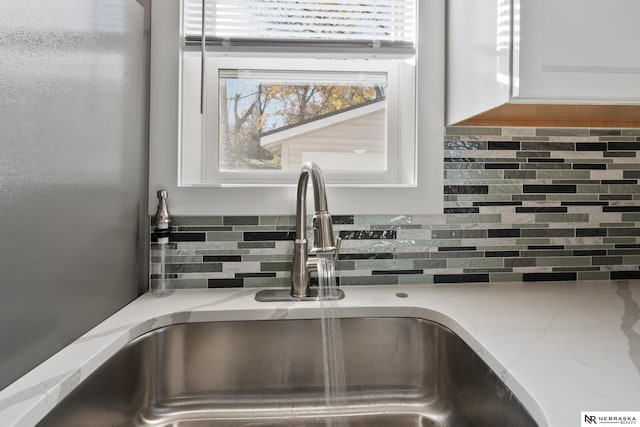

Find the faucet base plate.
[{"left": 255, "top": 288, "right": 345, "bottom": 302}]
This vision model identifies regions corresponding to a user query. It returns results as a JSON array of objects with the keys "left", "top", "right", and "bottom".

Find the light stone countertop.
[{"left": 1, "top": 281, "right": 639, "bottom": 426}]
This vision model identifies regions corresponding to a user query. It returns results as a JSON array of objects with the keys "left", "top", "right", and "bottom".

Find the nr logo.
[{"left": 585, "top": 414, "right": 597, "bottom": 424}]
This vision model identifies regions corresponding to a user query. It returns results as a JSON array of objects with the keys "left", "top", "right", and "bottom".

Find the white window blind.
[{"left": 183, "top": 0, "right": 416, "bottom": 52}]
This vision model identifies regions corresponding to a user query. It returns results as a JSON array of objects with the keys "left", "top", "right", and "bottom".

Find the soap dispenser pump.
[{"left": 154, "top": 190, "right": 171, "bottom": 244}]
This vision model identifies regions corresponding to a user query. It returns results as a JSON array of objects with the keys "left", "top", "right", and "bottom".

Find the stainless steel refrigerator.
[{"left": 0, "top": 0, "right": 150, "bottom": 390}]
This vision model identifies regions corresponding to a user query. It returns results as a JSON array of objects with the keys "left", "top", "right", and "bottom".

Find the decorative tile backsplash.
[{"left": 151, "top": 127, "right": 640, "bottom": 289}]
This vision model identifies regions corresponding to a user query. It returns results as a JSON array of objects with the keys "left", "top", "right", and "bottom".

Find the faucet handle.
[{"left": 334, "top": 236, "right": 342, "bottom": 262}]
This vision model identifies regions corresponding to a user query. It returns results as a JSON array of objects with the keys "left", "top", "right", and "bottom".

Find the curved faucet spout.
[
  {"left": 295, "top": 162, "right": 335, "bottom": 252},
  {"left": 297, "top": 163, "right": 329, "bottom": 217}
]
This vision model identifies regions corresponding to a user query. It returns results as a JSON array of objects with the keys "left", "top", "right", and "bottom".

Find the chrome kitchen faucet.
[{"left": 255, "top": 162, "right": 344, "bottom": 302}]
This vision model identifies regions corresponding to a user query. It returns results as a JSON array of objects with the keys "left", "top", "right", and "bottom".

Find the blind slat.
[{"left": 183, "top": 0, "right": 416, "bottom": 52}]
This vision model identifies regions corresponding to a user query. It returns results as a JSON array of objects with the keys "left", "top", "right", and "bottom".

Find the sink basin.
[{"left": 38, "top": 317, "right": 538, "bottom": 426}]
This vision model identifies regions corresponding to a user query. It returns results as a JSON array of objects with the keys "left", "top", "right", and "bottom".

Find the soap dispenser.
[{"left": 151, "top": 189, "right": 173, "bottom": 296}]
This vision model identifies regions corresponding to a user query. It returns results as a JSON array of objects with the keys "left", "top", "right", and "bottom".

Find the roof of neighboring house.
[{"left": 259, "top": 97, "right": 386, "bottom": 147}]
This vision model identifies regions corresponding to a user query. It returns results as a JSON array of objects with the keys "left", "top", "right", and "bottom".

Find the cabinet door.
[
  {"left": 446, "top": 0, "right": 512, "bottom": 124},
  {"left": 515, "top": 0, "right": 640, "bottom": 101}
]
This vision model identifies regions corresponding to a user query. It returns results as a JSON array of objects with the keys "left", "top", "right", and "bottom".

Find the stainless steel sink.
[{"left": 38, "top": 317, "right": 539, "bottom": 426}]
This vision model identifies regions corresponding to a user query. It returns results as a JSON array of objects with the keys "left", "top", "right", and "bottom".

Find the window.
[{"left": 179, "top": 0, "right": 418, "bottom": 186}]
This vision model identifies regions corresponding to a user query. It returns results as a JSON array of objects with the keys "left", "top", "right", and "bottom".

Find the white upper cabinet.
[
  {"left": 447, "top": 0, "right": 640, "bottom": 125},
  {"left": 515, "top": 0, "right": 640, "bottom": 101}
]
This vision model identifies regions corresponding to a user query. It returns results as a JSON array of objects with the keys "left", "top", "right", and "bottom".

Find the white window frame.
[
  {"left": 148, "top": 0, "right": 444, "bottom": 216},
  {"left": 180, "top": 54, "right": 416, "bottom": 186}
]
